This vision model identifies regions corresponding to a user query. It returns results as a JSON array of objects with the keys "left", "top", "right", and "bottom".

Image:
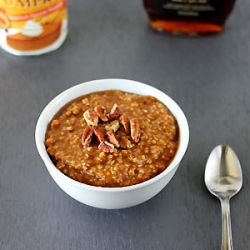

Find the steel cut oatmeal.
[{"left": 45, "top": 90, "right": 179, "bottom": 187}]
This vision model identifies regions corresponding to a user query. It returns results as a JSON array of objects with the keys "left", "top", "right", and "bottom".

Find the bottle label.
[
  {"left": 154, "top": 0, "right": 225, "bottom": 18},
  {"left": 0, "top": 0, "right": 68, "bottom": 55}
]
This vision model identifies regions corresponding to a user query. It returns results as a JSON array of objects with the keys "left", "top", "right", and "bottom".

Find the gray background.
[{"left": 0, "top": 1, "right": 249, "bottom": 249}]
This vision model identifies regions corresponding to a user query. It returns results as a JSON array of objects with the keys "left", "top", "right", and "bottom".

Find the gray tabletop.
[{"left": 1, "top": 1, "right": 249, "bottom": 249}]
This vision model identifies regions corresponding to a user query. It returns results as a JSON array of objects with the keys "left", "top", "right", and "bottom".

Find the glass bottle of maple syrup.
[{"left": 142, "top": 0, "right": 237, "bottom": 35}]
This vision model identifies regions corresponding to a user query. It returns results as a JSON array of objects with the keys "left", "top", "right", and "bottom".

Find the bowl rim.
[{"left": 35, "top": 78, "right": 189, "bottom": 192}]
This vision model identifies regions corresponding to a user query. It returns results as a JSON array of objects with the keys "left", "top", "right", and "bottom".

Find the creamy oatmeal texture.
[{"left": 45, "top": 90, "right": 179, "bottom": 187}]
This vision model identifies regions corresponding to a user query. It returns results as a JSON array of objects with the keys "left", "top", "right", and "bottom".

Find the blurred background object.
[
  {"left": 142, "top": 0, "right": 237, "bottom": 35},
  {"left": 0, "top": 0, "right": 68, "bottom": 56}
]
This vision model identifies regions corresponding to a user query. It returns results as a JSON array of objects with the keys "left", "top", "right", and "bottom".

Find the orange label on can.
[{"left": 0, "top": 0, "right": 68, "bottom": 55}]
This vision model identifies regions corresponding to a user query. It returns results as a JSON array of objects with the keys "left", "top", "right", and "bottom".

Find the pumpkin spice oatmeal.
[{"left": 45, "top": 90, "right": 179, "bottom": 187}]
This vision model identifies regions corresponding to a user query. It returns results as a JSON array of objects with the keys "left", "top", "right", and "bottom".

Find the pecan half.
[
  {"left": 83, "top": 110, "right": 99, "bottom": 126},
  {"left": 94, "top": 106, "right": 108, "bottom": 122},
  {"left": 81, "top": 125, "right": 93, "bottom": 148},
  {"left": 120, "top": 136, "right": 133, "bottom": 149},
  {"left": 130, "top": 118, "right": 140, "bottom": 143},
  {"left": 106, "top": 131, "right": 120, "bottom": 148},
  {"left": 107, "top": 104, "right": 121, "bottom": 120},
  {"left": 105, "top": 120, "right": 119, "bottom": 132},
  {"left": 98, "top": 141, "right": 115, "bottom": 153},
  {"left": 92, "top": 126, "right": 105, "bottom": 143},
  {"left": 120, "top": 114, "right": 130, "bottom": 134}
]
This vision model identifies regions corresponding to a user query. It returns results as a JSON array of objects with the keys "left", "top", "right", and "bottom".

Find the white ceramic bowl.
[{"left": 35, "top": 79, "right": 189, "bottom": 209}]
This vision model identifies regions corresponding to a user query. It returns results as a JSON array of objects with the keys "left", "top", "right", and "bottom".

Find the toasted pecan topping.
[
  {"left": 120, "top": 114, "right": 130, "bottom": 134},
  {"left": 83, "top": 110, "right": 99, "bottom": 126},
  {"left": 98, "top": 141, "right": 115, "bottom": 153},
  {"left": 105, "top": 120, "right": 119, "bottom": 132},
  {"left": 82, "top": 104, "right": 140, "bottom": 153},
  {"left": 92, "top": 126, "right": 105, "bottom": 143},
  {"left": 120, "top": 136, "right": 134, "bottom": 149},
  {"left": 130, "top": 118, "right": 140, "bottom": 143},
  {"left": 94, "top": 106, "right": 108, "bottom": 122},
  {"left": 107, "top": 104, "right": 121, "bottom": 120},
  {"left": 81, "top": 125, "right": 93, "bottom": 148},
  {"left": 106, "top": 131, "right": 120, "bottom": 148}
]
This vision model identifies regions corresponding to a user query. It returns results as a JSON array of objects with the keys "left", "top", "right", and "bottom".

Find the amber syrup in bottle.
[{"left": 143, "top": 0, "right": 237, "bottom": 35}]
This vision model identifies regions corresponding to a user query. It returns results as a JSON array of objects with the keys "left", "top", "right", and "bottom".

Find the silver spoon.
[{"left": 204, "top": 145, "right": 243, "bottom": 250}]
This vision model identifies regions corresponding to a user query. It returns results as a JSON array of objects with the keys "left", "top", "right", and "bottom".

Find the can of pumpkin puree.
[{"left": 0, "top": 0, "right": 68, "bottom": 56}]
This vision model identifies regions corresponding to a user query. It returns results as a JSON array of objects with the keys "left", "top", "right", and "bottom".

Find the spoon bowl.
[{"left": 205, "top": 145, "right": 243, "bottom": 250}]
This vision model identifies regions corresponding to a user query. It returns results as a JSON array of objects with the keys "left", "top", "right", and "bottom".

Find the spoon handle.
[{"left": 220, "top": 198, "right": 233, "bottom": 250}]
